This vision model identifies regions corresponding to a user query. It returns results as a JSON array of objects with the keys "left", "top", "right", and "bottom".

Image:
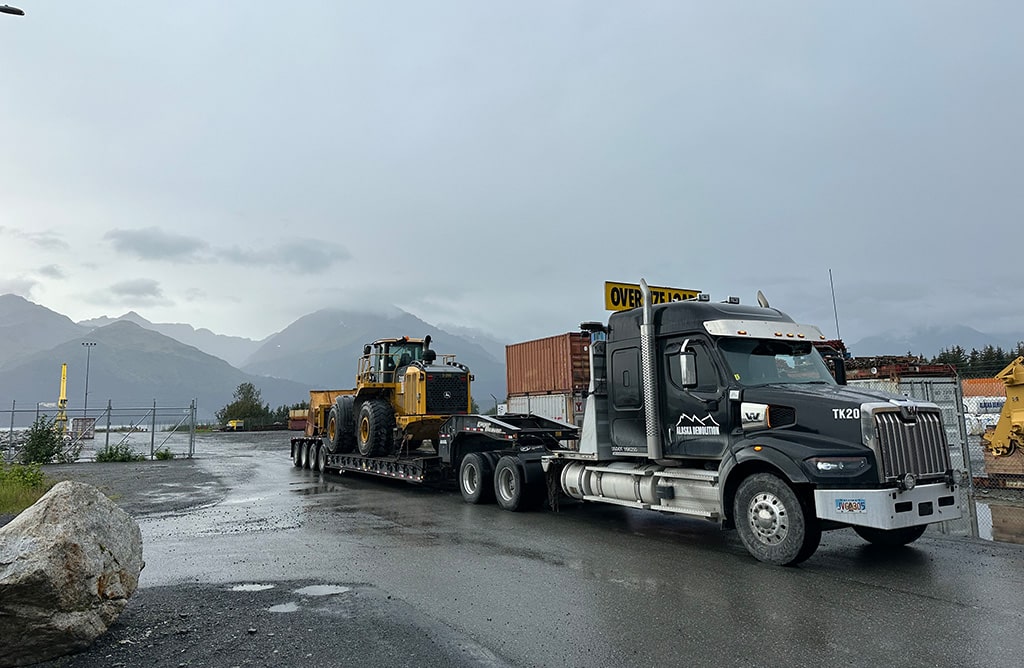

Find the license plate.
[{"left": 835, "top": 498, "right": 867, "bottom": 513}]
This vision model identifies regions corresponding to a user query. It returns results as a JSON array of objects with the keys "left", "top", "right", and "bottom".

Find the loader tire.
[
  {"left": 357, "top": 400, "right": 395, "bottom": 457},
  {"left": 327, "top": 398, "right": 356, "bottom": 454}
]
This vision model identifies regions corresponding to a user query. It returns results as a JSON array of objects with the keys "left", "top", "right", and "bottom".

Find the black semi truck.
[{"left": 292, "top": 280, "right": 961, "bottom": 565}]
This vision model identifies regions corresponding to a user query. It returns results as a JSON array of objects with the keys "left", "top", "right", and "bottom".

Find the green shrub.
[
  {"left": 20, "top": 415, "right": 64, "bottom": 464},
  {"left": 94, "top": 442, "right": 146, "bottom": 463},
  {"left": 154, "top": 447, "right": 174, "bottom": 460}
]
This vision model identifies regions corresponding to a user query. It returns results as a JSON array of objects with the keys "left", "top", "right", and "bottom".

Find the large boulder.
[{"left": 0, "top": 480, "right": 144, "bottom": 667}]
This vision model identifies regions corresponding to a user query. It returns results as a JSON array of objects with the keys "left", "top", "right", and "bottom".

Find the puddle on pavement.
[
  {"left": 265, "top": 585, "right": 353, "bottom": 613},
  {"left": 294, "top": 584, "right": 351, "bottom": 596},
  {"left": 230, "top": 584, "right": 276, "bottom": 592},
  {"left": 268, "top": 602, "right": 300, "bottom": 613}
]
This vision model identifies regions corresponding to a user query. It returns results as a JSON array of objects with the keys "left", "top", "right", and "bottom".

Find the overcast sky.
[{"left": 1, "top": 2, "right": 1021, "bottom": 347}]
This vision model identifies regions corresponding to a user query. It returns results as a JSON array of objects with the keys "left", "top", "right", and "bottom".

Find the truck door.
[{"left": 661, "top": 338, "right": 730, "bottom": 458}]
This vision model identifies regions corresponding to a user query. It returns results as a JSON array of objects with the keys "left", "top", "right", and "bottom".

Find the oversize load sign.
[{"left": 604, "top": 282, "right": 700, "bottom": 311}]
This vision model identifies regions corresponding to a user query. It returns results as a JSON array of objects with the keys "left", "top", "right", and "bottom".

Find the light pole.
[{"left": 82, "top": 341, "right": 97, "bottom": 417}]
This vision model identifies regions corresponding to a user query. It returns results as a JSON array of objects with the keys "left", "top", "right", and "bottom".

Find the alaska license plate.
[{"left": 835, "top": 498, "right": 867, "bottom": 513}]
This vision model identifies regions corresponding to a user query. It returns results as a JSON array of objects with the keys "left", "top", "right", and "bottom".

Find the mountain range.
[
  {"left": 0, "top": 292, "right": 1019, "bottom": 427},
  {"left": 0, "top": 295, "right": 509, "bottom": 425}
]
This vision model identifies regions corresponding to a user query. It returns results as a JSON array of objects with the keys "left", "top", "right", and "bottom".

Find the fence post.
[
  {"left": 189, "top": 398, "right": 196, "bottom": 458},
  {"left": 150, "top": 399, "right": 157, "bottom": 459},
  {"left": 105, "top": 400, "right": 112, "bottom": 450},
  {"left": 6, "top": 400, "right": 14, "bottom": 463},
  {"left": 953, "top": 378, "right": 981, "bottom": 539}
]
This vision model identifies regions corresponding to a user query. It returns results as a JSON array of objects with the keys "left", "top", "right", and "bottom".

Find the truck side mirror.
[{"left": 679, "top": 351, "right": 697, "bottom": 387}]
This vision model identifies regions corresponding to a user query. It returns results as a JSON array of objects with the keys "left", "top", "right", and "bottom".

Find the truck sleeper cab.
[{"left": 544, "top": 282, "right": 961, "bottom": 566}]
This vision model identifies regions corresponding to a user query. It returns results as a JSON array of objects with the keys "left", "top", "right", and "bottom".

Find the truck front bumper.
[{"left": 813, "top": 482, "right": 961, "bottom": 530}]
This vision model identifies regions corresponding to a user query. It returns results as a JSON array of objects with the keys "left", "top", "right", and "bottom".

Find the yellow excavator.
[{"left": 981, "top": 356, "right": 1024, "bottom": 459}]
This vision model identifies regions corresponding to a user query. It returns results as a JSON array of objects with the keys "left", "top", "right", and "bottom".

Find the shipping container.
[
  {"left": 506, "top": 392, "right": 585, "bottom": 425},
  {"left": 506, "top": 332, "right": 590, "bottom": 396}
]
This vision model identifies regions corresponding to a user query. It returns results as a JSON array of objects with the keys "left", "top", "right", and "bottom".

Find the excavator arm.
[{"left": 982, "top": 356, "right": 1024, "bottom": 457}]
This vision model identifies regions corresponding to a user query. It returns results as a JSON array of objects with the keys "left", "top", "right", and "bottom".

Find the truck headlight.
[{"left": 808, "top": 456, "right": 869, "bottom": 476}]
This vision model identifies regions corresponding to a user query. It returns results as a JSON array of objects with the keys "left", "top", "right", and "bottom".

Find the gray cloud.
[
  {"left": 221, "top": 239, "right": 350, "bottom": 275},
  {"left": 104, "top": 227, "right": 208, "bottom": 261},
  {"left": 0, "top": 276, "right": 38, "bottom": 297},
  {"left": 0, "top": 226, "right": 70, "bottom": 251},
  {"left": 109, "top": 278, "right": 167, "bottom": 300},
  {"left": 37, "top": 265, "right": 65, "bottom": 279}
]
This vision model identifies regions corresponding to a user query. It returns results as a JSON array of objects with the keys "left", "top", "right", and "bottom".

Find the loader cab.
[{"left": 360, "top": 337, "right": 427, "bottom": 384}]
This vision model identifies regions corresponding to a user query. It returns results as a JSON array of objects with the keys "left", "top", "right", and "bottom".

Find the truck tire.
[
  {"left": 494, "top": 456, "right": 543, "bottom": 511},
  {"left": 357, "top": 400, "right": 395, "bottom": 457},
  {"left": 327, "top": 399, "right": 356, "bottom": 454},
  {"left": 459, "top": 453, "right": 495, "bottom": 504},
  {"left": 301, "top": 441, "right": 312, "bottom": 469},
  {"left": 733, "top": 473, "right": 821, "bottom": 566},
  {"left": 853, "top": 524, "right": 927, "bottom": 547},
  {"left": 292, "top": 442, "right": 303, "bottom": 467},
  {"left": 315, "top": 443, "right": 327, "bottom": 472}
]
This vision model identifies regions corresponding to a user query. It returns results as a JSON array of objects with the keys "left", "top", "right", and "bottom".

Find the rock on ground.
[{"left": 0, "top": 480, "right": 144, "bottom": 667}]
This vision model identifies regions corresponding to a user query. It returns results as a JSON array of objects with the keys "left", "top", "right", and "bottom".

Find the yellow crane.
[{"left": 55, "top": 363, "right": 68, "bottom": 436}]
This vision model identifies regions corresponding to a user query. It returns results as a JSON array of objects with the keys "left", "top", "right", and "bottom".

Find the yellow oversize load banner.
[{"left": 604, "top": 281, "right": 701, "bottom": 311}]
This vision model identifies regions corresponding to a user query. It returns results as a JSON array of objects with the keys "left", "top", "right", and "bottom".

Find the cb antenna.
[{"left": 829, "top": 268, "right": 841, "bottom": 340}]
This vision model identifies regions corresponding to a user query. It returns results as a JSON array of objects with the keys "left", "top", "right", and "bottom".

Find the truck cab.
[{"left": 548, "top": 282, "right": 962, "bottom": 565}]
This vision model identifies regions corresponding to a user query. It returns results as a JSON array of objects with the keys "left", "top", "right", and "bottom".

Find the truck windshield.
[{"left": 718, "top": 338, "right": 836, "bottom": 387}]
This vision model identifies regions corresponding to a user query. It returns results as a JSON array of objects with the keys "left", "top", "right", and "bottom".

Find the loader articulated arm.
[{"left": 982, "top": 356, "right": 1024, "bottom": 457}]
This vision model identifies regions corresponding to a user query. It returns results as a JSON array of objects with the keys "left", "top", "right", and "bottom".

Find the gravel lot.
[{"left": 11, "top": 455, "right": 506, "bottom": 668}]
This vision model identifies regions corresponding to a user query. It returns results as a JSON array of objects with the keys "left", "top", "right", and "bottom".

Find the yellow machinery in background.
[
  {"left": 982, "top": 356, "right": 1024, "bottom": 463},
  {"left": 55, "top": 363, "right": 68, "bottom": 436}
]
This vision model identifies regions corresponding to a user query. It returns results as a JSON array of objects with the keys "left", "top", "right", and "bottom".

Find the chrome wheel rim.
[{"left": 748, "top": 491, "right": 789, "bottom": 545}]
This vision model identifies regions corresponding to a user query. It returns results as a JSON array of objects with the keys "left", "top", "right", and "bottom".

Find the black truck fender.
[{"left": 718, "top": 437, "right": 812, "bottom": 529}]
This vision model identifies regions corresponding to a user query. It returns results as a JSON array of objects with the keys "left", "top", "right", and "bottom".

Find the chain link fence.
[
  {"left": 850, "top": 375, "right": 1024, "bottom": 546},
  {"left": 3, "top": 399, "right": 198, "bottom": 464}
]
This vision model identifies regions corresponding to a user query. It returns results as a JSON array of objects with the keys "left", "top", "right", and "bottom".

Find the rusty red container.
[{"left": 506, "top": 332, "right": 591, "bottom": 396}]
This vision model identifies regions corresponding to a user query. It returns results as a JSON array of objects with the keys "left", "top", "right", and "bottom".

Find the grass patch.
[
  {"left": 154, "top": 447, "right": 174, "bottom": 461},
  {"left": 0, "top": 463, "right": 52, "bottom": 515}
]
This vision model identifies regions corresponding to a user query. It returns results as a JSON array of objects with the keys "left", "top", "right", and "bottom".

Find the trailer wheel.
[
  {"left": 300, "top": 441, "right": 312, "bottom": 469},
  {"left": 315, "top": 443, "right": 328, "bottom": 473},
  {"left": 292, "top": 442, "right": 303, "bottom": 467},
  {"left": 853, "top": 524, "right": 927, "bottom": 547},
  {"left": 357, "top": 400, "right": 395, "bottom": 457},
  {"left": 734, "top": 473, "right": 821, "bottom": 566},
  {"left": 459, "top": 453, "right": 495, "bottom": 504},
  {"left": 327, "top": 398, "right": 356, "bottom": 454},
  {"left": 494, "top": 456, "right": 543, "bottom": 511}
]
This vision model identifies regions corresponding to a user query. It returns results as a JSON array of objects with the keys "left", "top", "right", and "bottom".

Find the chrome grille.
[{"left": 874, "top": 409, "right": 949, "bottom": 481}]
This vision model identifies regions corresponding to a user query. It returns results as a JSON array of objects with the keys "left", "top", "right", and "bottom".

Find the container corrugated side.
[{"left": 506, "top": 332, "right": 590, "bottom": 396}]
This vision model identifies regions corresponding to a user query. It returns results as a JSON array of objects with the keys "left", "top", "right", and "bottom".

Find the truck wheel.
[
  {"left": 300, "top": 441, "right": 312, "bottom": 469},
  {"left": 327, "top": 398, "right": 356, "bottom": 454},
  {"left": 357, "top": 400, "right": 395, "bottom": 457},
  {"left": 292, "top": 442, "right": 303, "bottom": 467},
  {"left": 734, "top": 473, "right": 821, "bottom": 566},
  {"left": 459, "top": 453, "right": 495, "bottom": 504},
  {"left": 853, "top": 524, "right": 927, "bottom": 547}
]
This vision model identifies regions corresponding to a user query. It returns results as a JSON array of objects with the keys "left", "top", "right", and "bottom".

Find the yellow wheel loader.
[{"left": 304, "top": 335, "right": 472, "bottom": 458}]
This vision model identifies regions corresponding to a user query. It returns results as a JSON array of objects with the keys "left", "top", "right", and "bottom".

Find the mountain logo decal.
[{"left": 675, "top": 413, "right": 721, "bottom": 436}]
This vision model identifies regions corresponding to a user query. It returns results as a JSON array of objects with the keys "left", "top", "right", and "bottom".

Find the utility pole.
[{"left": 82, "top": 341, "right": 97, "bottom": 417}]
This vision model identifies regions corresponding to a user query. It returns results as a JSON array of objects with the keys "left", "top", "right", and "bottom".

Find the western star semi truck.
[{"left": 292, "top": 280, "right": 962, "bottom": 565}]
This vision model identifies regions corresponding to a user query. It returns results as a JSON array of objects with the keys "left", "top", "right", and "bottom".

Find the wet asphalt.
[{"left": 32, "top": 432, "right": 1024, "bottom": 667}]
